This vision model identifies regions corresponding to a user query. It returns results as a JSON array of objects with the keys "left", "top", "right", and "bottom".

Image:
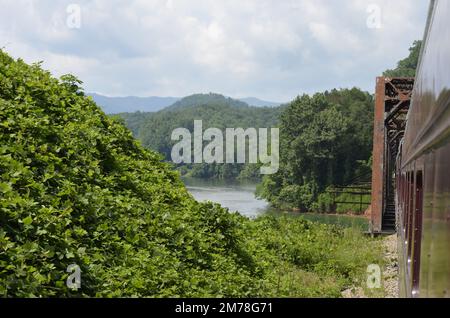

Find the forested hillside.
[
  {"left": 89, "top": 93, "right": 180, "bottom": 114},
  {"left": 165, "top": 93, "right": 249, "bottom": 111},
  {"left": 118, "top": 94, "right": 283, "bottom": 180},
  {"left": 118, "top": 87, "right": 373, "bottom": 185},
  {"left": 0, "top": 51, "right": 383, "bottom": 297}
]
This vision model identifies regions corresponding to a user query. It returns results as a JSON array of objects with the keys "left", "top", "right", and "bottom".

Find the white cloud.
[{"left": 0, "top": 0, "right": 429, "bottom": 101}]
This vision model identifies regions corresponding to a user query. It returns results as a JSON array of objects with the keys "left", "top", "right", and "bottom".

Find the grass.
[{"left": 246, "top": 215, "right": 385, "bottom": 297}]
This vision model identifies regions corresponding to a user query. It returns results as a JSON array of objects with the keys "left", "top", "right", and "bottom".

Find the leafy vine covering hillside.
[
  {"left": 0, "top": 51, "right": 261, "bottom": 297},
  {"left": 0, "top": 51, "right": 383, "bottom": 297}
]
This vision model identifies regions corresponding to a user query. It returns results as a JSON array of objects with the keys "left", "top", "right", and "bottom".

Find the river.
[
  {"left": 183, "top": 178, "right": 268, "bottom": 218},
  {"left": 183, "top": 178, "right": 369, "bottom": 229}
]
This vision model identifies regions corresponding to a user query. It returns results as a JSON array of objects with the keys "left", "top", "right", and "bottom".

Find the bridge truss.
[{"left": 370, "top": 77, "right": 415, "bottom": 234}]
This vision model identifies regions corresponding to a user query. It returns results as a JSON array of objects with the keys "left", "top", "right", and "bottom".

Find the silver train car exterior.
[{"left": 396, "top": 0, "right": 450, "bottom": 298}]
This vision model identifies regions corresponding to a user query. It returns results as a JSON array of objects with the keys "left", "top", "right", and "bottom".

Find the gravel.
[{"left": 382, "top": 234, "right": 399, "bottom": 298}]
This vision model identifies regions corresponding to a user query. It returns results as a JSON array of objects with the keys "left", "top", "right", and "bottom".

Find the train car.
[{"left": 396, "top": 0, "right": 450, "bottom": 297}]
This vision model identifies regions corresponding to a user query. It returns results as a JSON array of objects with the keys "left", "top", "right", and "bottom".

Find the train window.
[
  {"left": 407, "top": 172, "right": 415, "bottom": 260},
  {"left": 401, "top": 173, "right": 406, "bottom": 226},
  {"left": 404, "top": 172, "right": 409, "bottom": 234},
  {"left": 412, "top": 171, "right": 423, "bottom": 296},
  {"left": 405, "top": 172, "right": 414, "bottom": 250}
]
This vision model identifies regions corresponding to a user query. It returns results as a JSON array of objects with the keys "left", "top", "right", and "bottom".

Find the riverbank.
[{"left": 184, "top": 177, "right": 371, "bottom": 228}]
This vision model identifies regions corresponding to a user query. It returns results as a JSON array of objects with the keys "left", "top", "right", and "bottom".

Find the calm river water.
[
  {"left": 183, "top": 178, "right": 369, "bottom": 229},
  {"left": 183, "top": 178, "right": 268, "bottom": 218}
]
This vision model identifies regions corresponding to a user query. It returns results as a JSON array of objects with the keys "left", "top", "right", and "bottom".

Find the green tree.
[
  {"left": 383, "top": 40, "right": 422, "bottom": 77},
  {"left": 258, "top": 89, "right": 373, "bottom": 211}
]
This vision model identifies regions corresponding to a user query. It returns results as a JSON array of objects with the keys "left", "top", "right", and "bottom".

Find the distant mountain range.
[
  {"left": 88, "top": 92, "right": 281, "bottom": 114},
  {"left": 238, "top": 97, "right": 280, "bottom": 107},
  {"left": 88, "top": 93, "right": 179, "bottom": 114}
]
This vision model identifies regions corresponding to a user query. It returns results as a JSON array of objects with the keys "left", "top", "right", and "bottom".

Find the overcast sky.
[{"left": 0, "top": 0, "right": 429, "bottom": 102}]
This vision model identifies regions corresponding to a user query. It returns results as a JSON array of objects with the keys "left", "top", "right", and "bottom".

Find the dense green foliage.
[
  {"left": 0, "top": 51, "right": 384, "bottom": 297},
  {"left": 257, "top": 88, "right": 373, "bottom": 211},
  {"left": 118, "top": 94, "right": 282, "bottom": 180},
  {"left": 383, "top": 40, "right": 422, "bottom": 77},
  {"left": 314, "top": 190, "right": 371, "bottom": 215}
]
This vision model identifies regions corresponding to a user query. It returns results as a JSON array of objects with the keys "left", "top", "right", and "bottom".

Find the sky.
[{"left": 0, "top": 0, "right": 429, "bottom": 102}]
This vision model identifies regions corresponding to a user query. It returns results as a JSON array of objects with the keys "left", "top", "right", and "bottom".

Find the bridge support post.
[{"left": 370, "top": 77, "right": 385, "bottom": 233}]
